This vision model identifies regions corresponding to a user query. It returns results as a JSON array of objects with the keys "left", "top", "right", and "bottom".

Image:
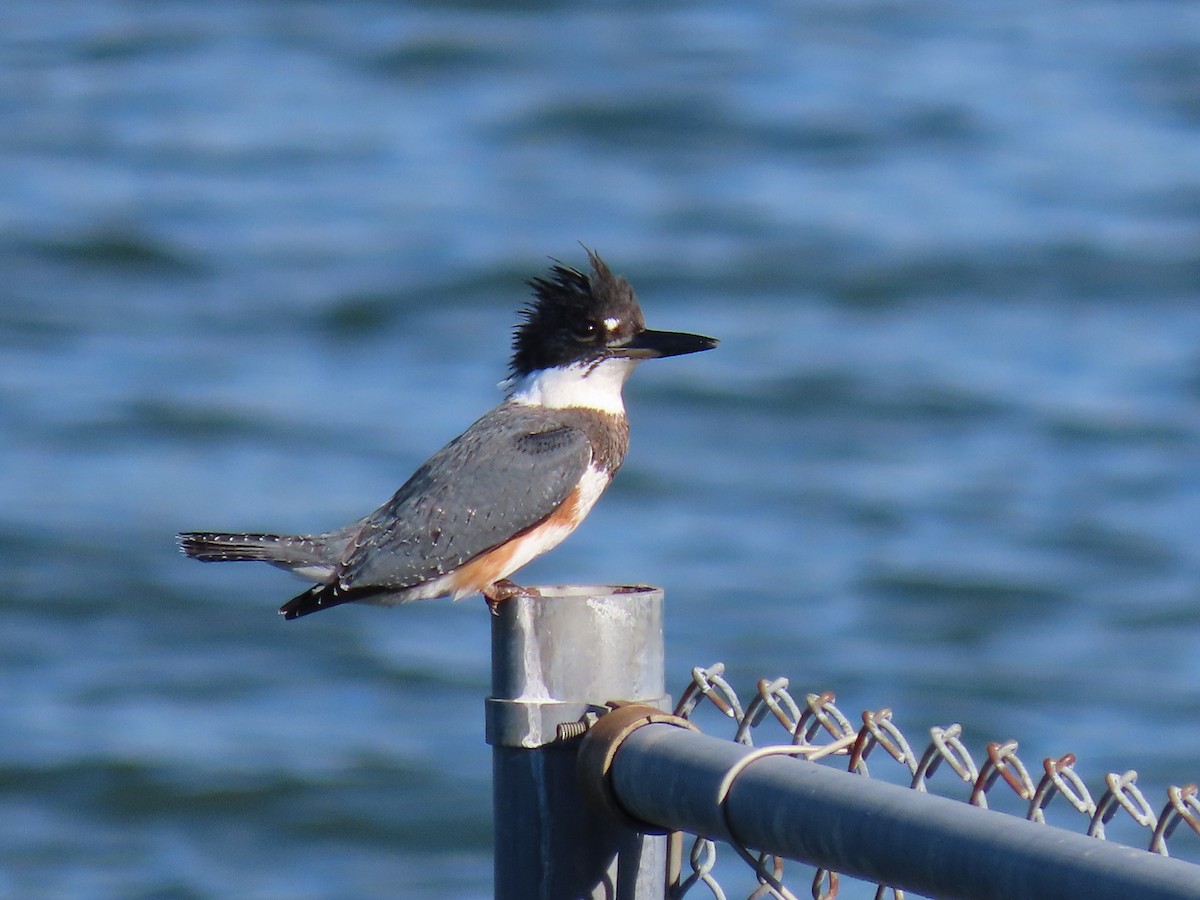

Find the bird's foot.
[{"left": 484, "top": 579, "right": 541, "bottom": 616}]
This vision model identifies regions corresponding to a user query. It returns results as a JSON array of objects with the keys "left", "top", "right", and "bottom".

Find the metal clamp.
[{"left": 576, "top": 701, "right": 699, "bottom": 834}]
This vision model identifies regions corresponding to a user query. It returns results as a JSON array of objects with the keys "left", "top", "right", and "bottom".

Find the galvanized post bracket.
[{"left": 576, "top": 702, "right": 700, "bottom": 835}]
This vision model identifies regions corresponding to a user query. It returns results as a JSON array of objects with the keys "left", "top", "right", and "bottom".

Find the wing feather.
[{"left": 334, "top": 404, "right": 592, "bottom": 592}]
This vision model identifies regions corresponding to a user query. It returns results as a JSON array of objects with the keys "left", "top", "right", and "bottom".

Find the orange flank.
[{"left": 447, "top": 484, "right": 587, "bottom": 596}]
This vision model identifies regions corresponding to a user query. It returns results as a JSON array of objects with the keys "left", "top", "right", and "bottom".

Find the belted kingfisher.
[{"left": 178, "top": 250, "right": 717, "bottom": 619}]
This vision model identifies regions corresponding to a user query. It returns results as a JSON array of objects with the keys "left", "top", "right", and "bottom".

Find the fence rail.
[
  {"left": 488, "top": 588, "right": 1200, "bottom": 900},
  {"left": 583, "top": 706, "right": 1200, "bottom": 900}
]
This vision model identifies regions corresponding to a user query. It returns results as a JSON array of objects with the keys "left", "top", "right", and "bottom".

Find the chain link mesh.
[{"left": 667, "top": 663, "right": 1200, "bottom": 900}]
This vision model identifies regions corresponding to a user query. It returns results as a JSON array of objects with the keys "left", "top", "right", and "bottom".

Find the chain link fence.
[{"left": 665, "top": 662, "right": 1200, "bottom": 900}]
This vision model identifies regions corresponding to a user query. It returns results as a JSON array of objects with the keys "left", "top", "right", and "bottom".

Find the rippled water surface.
[{"left": 3, "top": 2, "right": 1200, "bottom": 896}]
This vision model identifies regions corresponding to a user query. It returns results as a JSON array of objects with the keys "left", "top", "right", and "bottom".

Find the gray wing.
[{"left": 334, "top": 404, "right": 593, "bottom": 591}]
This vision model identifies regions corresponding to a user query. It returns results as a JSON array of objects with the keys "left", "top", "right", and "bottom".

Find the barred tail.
[{"left": 177, "top": 531, "right": 329, "bottom": 568}]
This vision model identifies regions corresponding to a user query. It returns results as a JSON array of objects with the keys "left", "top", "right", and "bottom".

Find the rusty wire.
[{"left": 667, "top": 663, "right": 1200, "bottom": 900}]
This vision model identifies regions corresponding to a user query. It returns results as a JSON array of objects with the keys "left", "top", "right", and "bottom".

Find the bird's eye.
[{"left": 573, "top": 320, "right": 599, "bottom": 341}]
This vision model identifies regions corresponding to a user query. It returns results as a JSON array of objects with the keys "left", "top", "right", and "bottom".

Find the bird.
[{"left": 177, "top": 250, "right": 717, "bottom": 619}]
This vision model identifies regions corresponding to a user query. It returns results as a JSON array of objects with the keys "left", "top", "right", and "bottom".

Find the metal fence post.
[{"left": 487, "top": 585, "right": 669, "bottom": 900}]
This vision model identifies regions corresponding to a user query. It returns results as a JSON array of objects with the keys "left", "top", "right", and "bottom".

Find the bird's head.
[{"left": 509, "top": 250, "right": 717, "bottom": 380}]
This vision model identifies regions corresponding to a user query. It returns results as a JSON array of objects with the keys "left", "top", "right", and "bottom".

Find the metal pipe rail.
[{"left": 579, "top": 707, "right": 1200, "bottom": 900}]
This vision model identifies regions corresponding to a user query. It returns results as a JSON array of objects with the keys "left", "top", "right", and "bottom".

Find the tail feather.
[
  {"left": 279, "top": 582, "right": 361, "bottom": 620},
  {"left": 177, "top": 532, "right": 328, "bottom": 567},
  {"left": 179, "top": 530, "right": 376, "bottom": 620}
]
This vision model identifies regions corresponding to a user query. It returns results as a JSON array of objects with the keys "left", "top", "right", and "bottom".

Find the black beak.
[{"left": 612, "top": 328, "right": 719, "bottom": 360}]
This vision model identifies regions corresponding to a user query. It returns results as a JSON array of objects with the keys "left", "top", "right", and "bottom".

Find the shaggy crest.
[{"left": 509, "top": 250, "right": 645, "bottom": 378}]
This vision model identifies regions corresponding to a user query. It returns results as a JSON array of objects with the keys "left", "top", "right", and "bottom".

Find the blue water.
[{"left": 3, "top": 2, "right": 1200, "bottom": 896}]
